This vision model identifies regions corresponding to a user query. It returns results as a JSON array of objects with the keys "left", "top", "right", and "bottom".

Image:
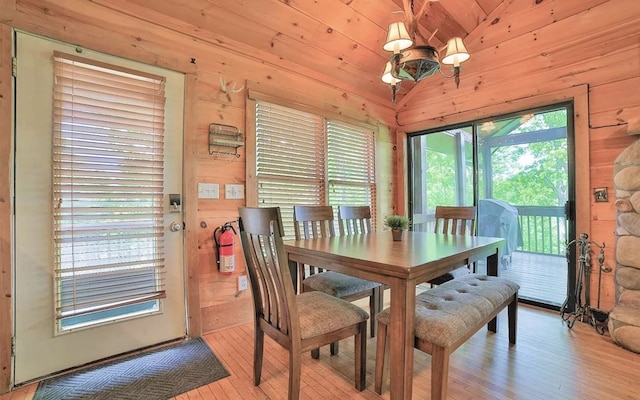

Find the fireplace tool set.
[{"left": 561, "top": 233, "right": 611, "bottom": 334}]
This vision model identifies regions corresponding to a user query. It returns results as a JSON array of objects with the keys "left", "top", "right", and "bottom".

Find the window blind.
[
  {"left": 327, "top": 121, "right": 377, "bottom": 226},
  {"left": 52, "top": 52, "right": 167, "bottom": 322},
  {"left": 254, "top": 100, "right": 376, "bottom": 235},
  {"left": 255, "top": 102, "right": 325, "bottom": 238}
]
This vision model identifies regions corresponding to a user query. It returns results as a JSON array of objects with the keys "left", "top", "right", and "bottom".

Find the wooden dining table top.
[{"left": 283, "top": 230, "right": 505, "bottom": 284}]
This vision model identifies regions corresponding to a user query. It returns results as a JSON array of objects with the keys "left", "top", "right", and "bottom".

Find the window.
[
  {"left": 251, "top": 101, "right": 376, "bottom": 237},
  {"left": 52, "top": 52, "right": 167, "bottom": 330}
]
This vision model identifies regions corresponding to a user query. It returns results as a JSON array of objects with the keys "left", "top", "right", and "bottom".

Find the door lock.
[{"left": 169, "top": 194, "right": 181, "bottom": 213}]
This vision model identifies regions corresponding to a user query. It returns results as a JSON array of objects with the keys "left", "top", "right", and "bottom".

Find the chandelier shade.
[
  {"left": 442, "top": 37, "right": 470, "bottom": 66},
  {"left": 381, "top": 61, "right": 401, "bottom": 85},
  {"left": 383, "top": 22, "right": 413, "bottom": 52}
]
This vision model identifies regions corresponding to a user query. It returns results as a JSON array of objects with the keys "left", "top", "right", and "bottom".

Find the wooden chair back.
[
  {"left": 434, "top": 206, "right": 477, "bottom": 235},
  {"left": 293, "top": 205, "right": 336, "bottom": 240},
  {"left": 430, "top": 206, "right": 478, "bottom": 282},
  {"left": 338, "top": 205, "right": 372, "bottom": 235},
  {"left": 292, "top": 205, "right": 336, "bottom": 287},
  {"left": 238, "top": 207, "right": 299, "bottom": 343}
]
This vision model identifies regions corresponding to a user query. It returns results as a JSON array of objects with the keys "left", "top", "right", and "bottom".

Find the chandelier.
[{"left": 381, "top": 1, "right": 470, "bottom": 102}]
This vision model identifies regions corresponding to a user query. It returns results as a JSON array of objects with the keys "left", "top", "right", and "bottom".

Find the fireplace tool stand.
[{"left": 561, "top": 233, "right": 610, "bottom": 334}]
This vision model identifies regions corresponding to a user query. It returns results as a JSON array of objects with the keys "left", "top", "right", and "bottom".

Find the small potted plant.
[{"left": 384, "top": 214, "right": 410, "bottom": 241}]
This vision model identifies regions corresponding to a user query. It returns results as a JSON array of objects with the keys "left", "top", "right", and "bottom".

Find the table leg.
[
  {"left": 389, "top": 278, "right": 415, "bottom": 400},
  {"left": 288, "top": 259, "right": 298, "bottom": 293},
  {"left": 487, "top": 249, "right": 499, "bottom": 277}
]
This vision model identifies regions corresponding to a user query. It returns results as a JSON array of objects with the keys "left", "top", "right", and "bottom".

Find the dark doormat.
[{"left": 33, "top": 337, "right": 230, "bottom": 400}]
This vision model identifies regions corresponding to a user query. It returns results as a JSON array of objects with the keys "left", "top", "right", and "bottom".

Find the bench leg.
[
  {"left": 488, "top": 315, "right": 497, "bottom": 333},
  {"left": 508, "top": 292, "right": 518, "bottom": 345},
  {"left": 431, "top": 345, "right": 450, "bottom": 400},
  {"left": 374, "top": 321, "right": 387, "bottom": 394}
]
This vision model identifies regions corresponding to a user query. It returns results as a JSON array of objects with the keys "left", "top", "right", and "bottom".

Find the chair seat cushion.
[
  {"left": 297, "top": 291, "right": 369, "bottom": 340},
  {"left": 376, "top": 275, "right": 519, "bottom": 348},
  {"left": 303, "top": 271, "right": 381, "bottom": 298}
]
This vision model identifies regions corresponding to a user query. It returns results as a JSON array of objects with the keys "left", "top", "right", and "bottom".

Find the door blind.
[{"left": 52, "top": 52, "right": 167, "bottom": 321}]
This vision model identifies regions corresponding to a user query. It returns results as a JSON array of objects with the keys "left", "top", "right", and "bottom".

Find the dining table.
[{"left": 284, "top": 230, "right": 505, "bottom": 400}]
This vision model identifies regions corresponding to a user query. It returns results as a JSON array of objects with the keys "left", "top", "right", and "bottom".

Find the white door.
[{"left": 13, "top": 32, "right": 186, "bottom": 383}]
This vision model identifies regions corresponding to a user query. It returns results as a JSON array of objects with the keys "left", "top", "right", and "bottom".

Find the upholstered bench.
[{"left": 374, "top": 274, "right": 519, "bottom": 400}]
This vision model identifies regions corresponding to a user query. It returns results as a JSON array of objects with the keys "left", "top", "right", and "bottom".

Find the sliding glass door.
[
  {"left": 409, "top": 125, "right": 474, "bottom": 232},
  {"left": 408, "top": 104, "right": 575, "bottom": 309}
]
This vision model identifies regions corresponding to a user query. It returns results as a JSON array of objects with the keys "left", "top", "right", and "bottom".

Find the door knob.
[{"left": 170, "top": 222, "right": 183, "bottom": 232}]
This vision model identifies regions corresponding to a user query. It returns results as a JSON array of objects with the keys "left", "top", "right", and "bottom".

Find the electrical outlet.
[{"left": 238, "top": 275, "right": 248, "bottom": 291}]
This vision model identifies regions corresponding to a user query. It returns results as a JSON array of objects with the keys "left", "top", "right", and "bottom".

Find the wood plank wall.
[
  {"left": 395, "top": 0, "right": 640, "bottom": 312},
  {"left": 0, "top": 22, "right": 14, "bottom": 394},
  {"left": 0, "top": 0, "right": 396, "bottom": 393}
]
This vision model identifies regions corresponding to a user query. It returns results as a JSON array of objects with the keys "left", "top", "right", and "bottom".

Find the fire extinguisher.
[{"left": 213, "top": 221, "right": 237, "bottom": 274}]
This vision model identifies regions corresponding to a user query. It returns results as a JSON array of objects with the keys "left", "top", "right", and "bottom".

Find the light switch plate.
[
  {"left": 225, "top": 184, "right": 244, "bottom": 199},
  {"left": 198, "top": 183, "right": 219, "bottom": 199}
]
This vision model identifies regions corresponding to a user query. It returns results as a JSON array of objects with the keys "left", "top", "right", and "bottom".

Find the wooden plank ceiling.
[{"left": 116, "top": 0, "right": 504, "bottom": 107}]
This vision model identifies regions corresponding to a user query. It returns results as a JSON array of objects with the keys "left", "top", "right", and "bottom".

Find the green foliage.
[
  {"left": 487, "top": 109, "right": 568, "bottom": 206},
  {"left": 423, "top": 108, "right": 568, "bottom": 208},
  {"left": 424, "top": 134, "right": 474, "bottom": 209},
  {"left": 415, "top": 107, "right": 570, "bottom": 255},
  {"left": 384, "top": 215, "right": 410, "bottom": 230},
  {"left": 490, "top": 139, "right": 567, "bottom": 206}
]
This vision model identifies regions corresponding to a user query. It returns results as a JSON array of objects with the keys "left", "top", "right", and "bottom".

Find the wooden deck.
[{"left": 475, "top": 251, "right": 567, "bottom": 307}]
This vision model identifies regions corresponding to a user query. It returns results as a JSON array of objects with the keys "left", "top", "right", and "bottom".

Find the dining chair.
[
  {"left": 338, "top": 205, "right": 373, "bottom": 235},
  {"left": 294, "top": 205, "right": 383, "bottom": 341},
  {"left": 238, "top": 207, "right": 368, "bottom": 400},
  {"left": 338, "top": 205, "right": 383, "bottom": 334},
  {"left": 428, "top": 205, "right": 477, "bottom": 285}
]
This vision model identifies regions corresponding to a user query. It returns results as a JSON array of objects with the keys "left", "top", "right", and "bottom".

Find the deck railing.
[
  {"left": 514, "top": 205, "right": 566, "bottom": 256},
  {"left": 412, "top": 205, "right": 567, "bottom": 256}
]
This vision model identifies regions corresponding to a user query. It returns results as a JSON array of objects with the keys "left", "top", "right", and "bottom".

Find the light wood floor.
[{"left": 4, "top": 302, "right": 640, "bottom": 400}]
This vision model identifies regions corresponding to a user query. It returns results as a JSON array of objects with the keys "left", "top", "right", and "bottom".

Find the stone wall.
[{"left": 609, "top": 138, "right": 640, "bottom": 352}]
